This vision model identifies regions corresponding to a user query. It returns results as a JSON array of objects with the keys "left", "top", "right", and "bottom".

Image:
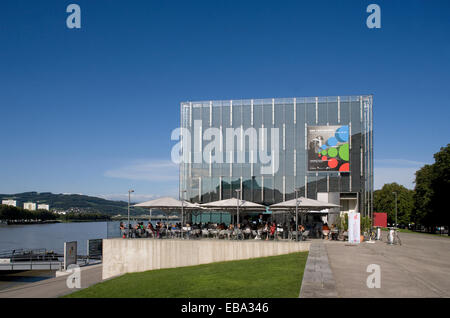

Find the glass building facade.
[{"left": 179, "top": 95, "right": 373, "bottom": 217}]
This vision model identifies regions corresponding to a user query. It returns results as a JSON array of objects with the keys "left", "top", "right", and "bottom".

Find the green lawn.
[
  {"left": 65, "top": 252, "right": 308, "bottom": 298},
  {"left": 381, "top": 227, "right": 450, "bottom": 238}
]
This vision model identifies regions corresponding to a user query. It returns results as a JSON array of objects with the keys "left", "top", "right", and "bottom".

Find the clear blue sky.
[{"left": 0, "top": 0, "right": 449, "bottom": 201}]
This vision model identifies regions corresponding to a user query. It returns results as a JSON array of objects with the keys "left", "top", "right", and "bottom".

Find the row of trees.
[
  {"left": 0, "top": 205, "right": 111, "bottom": 222},
  {"left": 58, "top": 212, "right": 111, "bottom": 221},
  {"left": 0, "top": 205, "right": 58, "bottom": 222},
  {"left": 374, "top": 144, "right": 449, "bottom": 233}
]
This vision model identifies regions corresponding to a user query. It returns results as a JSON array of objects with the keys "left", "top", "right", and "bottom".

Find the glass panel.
[
  {"left": 328, "top": 100, "right": 339, "bottom": 125},
  {"left": 263, "top": 176, "right": 274, "bottom": 204}
]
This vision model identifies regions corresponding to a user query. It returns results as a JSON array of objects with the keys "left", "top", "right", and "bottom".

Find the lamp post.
[
  {"left": 294, "top": 188, "right": 301, "bottom": 242},
  {"left": 235, "top": 189, "right": 241, "bottom": 226},
  {"left": 392, "top": 192, "right": 398, "bottom": 229},
  {"left": 180, "top": 190, "right": 187, "bottom": 238},
  {"left": 128, "top": 189, "right": 134, "bottom": 238}
]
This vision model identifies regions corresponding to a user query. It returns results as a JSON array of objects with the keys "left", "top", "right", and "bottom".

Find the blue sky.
[{"left": 0, "top": 0, "right": 449, "bottom": 201}]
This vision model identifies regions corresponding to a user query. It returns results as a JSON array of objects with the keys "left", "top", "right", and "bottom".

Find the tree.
[
  {"left": 430, "top": 144, "right": 450, "bottom": 233},
  {"left": 412, "top": 144, "right": 450, "bottom": 234},
  {"left": 412, "top": 164, "right": 434, "bottom": 229},
  {"left": 373, "top": 183, "right": 414, "bottom": 227}
]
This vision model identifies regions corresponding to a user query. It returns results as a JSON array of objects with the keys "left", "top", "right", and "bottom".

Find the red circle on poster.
[
  {"left": 321, "top": 156, "right": 327, "bottom": 161},
  {"left": 339, "top": 163, "right": 350, "bottom": 172},
  {"left": 328, "top": 158, "right": 338, "bottom": 168}
]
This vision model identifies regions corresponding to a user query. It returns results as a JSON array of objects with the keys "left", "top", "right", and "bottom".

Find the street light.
[
  {"left": 392, "top": 192, "right": 398, "bottom": 229},
  {"left": 128, "top": 189, "right": 134, "bottom": 238},
  {"left": 235, "top": 189, "right": 241, "bottom": 226},
  {"left": 294, "top": 188, "right": 301, "bottom": 242},
  {"left": 180, "top": 190, "right": 187, "bottom": 238}
]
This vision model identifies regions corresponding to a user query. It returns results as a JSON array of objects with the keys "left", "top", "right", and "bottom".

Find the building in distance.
[
  {"left": 23, "top": 202, "right": 37, "bottom": 211},
  {"left": 37, "top": 204, "right": 50, "bottom": 211},
  {"left": 1, "top": 200, "right": 17, "bottom": 207}
]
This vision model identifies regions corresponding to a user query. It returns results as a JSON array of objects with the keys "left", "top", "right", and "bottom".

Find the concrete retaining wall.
[{"left": 102, "top": 239, "right": 310, "bottom": 280}]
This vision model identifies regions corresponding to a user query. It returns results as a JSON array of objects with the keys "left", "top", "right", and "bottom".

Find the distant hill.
[{"left": 0, "top": 192, "right": 147, "bottom": 216}]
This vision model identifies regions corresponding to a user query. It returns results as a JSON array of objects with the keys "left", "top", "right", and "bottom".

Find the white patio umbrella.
[
  {"left": 134, "top": 197, "right": 199, "bottom": 232},
  {"left": 270, "top": 197, "right": 340, "bottom": 241},
  {"left": 270, "top": 197, "right": 340, "bottom": 211},
  {"left": 201, "top": 198, "right": 266, "bottom": 226},
  {"left": 133, "top": 196, "right": 198, "bottom": 210}
]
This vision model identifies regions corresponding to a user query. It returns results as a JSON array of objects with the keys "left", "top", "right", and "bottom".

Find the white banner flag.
[{"left": 348, "top": 212, "right": 360, "bottom": 244}]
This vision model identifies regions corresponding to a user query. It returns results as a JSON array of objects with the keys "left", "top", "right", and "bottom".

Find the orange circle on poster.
[
  {"left": 339, "top": 163, "right": 350, "bottom": 172},
  {"left": 321, "top": 156, "right": 328, "bottom": 161}
]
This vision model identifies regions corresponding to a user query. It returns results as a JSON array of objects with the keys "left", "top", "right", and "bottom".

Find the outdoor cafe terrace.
[{"left": 114, "top": 196, "right": 342, "bottom": 241}]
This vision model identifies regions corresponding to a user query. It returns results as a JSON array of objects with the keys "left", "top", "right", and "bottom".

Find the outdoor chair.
[
  {"left": 202, "top": 229, "right": 209, "bottom": 238},
  {"left": 301, "top": 230, "right": 310, "bottom": 241},
  {"left": 233, "top": 229, "right": 244, "bottom": 240},
  {"left": 209, "top": 229, "right": 219, "bottom": 239},
  {"left": 218, "top": 229, "right": 228, "bottom": 239},
  {"left": 276, "top": 228, "right": 284, "bottom": 240},
  {"left": 191, "top": 229, "right": 201, "bottom": 238},
  {"left": 145, "top": 229, "right": 155, "bottom": 238}
]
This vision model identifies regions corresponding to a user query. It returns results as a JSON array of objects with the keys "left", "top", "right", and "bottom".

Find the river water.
[
  {"left": 0, "top": 221, "right": 116, "bottom": 255},
  {"left": 0, "top": 214, "right": 229, "bottom": 256}
]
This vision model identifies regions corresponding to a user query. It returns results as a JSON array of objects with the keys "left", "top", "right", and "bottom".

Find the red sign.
[{"left": 373, "top": 213, "right": 387, "bottom": 228}]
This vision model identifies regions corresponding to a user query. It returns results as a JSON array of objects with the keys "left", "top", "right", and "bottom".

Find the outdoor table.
[
  {"left": 330, "top": 230, "right": 339, "bottom": 240},
  {"left": 209, "top": 229, "right": 219, "bottom": 239}
]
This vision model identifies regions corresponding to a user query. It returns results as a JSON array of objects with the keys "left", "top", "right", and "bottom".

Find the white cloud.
[
  {"left": 104, "top": 160, "right": 179, "bottom": 182},
  {"left": 375, "top": 159, "right": 427, "bottom": 167},
  {"left": 96, "top": 193, "right": 159, "bottom": 202}
]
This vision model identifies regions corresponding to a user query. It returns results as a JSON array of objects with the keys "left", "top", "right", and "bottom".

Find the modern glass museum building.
[{"left": 179, "top": 95, "right": 373, "bottom": 217}]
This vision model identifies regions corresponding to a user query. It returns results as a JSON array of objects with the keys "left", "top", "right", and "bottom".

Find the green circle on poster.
[
  {"left": 328, "top": 147, "right": 338, "bottom": 158},
  {"left": 339, "top": 144, "right": 349, "bottom": 161},
  {"left": 321, "top": 149, "right": 327, "bottom": 156}
]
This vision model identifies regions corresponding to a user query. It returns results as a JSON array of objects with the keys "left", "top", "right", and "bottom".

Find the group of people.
[
  {"left": 120, "top": 221, "right": 186, "bottom": 239},
  {"left": 119, "top": 219, "right": 315, "bottom": 241}
]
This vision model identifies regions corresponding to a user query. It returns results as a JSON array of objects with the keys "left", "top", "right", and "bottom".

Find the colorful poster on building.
[
  {"left": 307, "top": 125, "right": 350, "bottom": 172},
  {"left": 347, "top": 212, "right": 360, "bottom": 244}
]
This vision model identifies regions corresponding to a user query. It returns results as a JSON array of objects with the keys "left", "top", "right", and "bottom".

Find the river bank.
[{"left": 2, "top": 219, "right": 111, "bottom": 225}]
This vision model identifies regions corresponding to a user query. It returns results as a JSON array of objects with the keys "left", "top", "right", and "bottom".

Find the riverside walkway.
[
  {"left": 0, "top": 263, "right": 102, "bottom": 298},
  {"left": 300, "top": 232, "right": 450, "bottom": 298},
  {"left": 299, "top": 240, "right": 337, "bottom": 298},
  {"left": 325, "top": 232, "right": 450, "bottom": 297}
]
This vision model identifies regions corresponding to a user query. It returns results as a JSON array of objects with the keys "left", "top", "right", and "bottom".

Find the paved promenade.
[
  {"left": 325, "top": 232, "right": 450, "bottom": 297},
  {"left": 299, "top": 240, "right": 337, "bottom": 298},
  {"left": 0, "top": 264, "right": 102, "bottom": 298}
]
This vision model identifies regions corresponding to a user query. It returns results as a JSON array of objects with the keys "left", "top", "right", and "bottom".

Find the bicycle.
[
  {"left": 387, "top": 227, "right": 402, "bottom": 245},
  {"left": 366, "top": 228, "right": 377, "bottom": 241}
]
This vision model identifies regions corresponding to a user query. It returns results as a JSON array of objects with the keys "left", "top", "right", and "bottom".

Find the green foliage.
[
  {"left": 413, "top": 164, "right": 434, "bottom": 226},
  {"left": 373, "top": 183, "right": 414, "bottom": 226},
  {"left": 335, "top": 213, "right": 348, "bottom": 231},
  {"left": 360, "top": 216, "right": 372, "bottom": 233},
  {"left": 0, "top": 192, "right": 147, "bottom": 216},
  {"left": 0, "top": 205, "right": 58, "bottom": 222},
  {"left": 413, "top": 144, "right": 450, "bottom": 229},
  {"left": 58, "top": 212, "right": 111, "bottom": 221}
]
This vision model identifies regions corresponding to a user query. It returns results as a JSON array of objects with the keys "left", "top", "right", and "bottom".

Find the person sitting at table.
[
  {"left": 322, "top": 223, "right": 330, "bottom": 240},
  {"left": 119, "top": 222, "right": 126, "bottom": 238},
  {"left": 146, "top": 222, "right": 155, "bottom": 237},
  {"left": 262, "top": 222, "right": 269, "bottom": 240},
  {"left": 269, "top": 222, "right": 276, "bottom": 240}
]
